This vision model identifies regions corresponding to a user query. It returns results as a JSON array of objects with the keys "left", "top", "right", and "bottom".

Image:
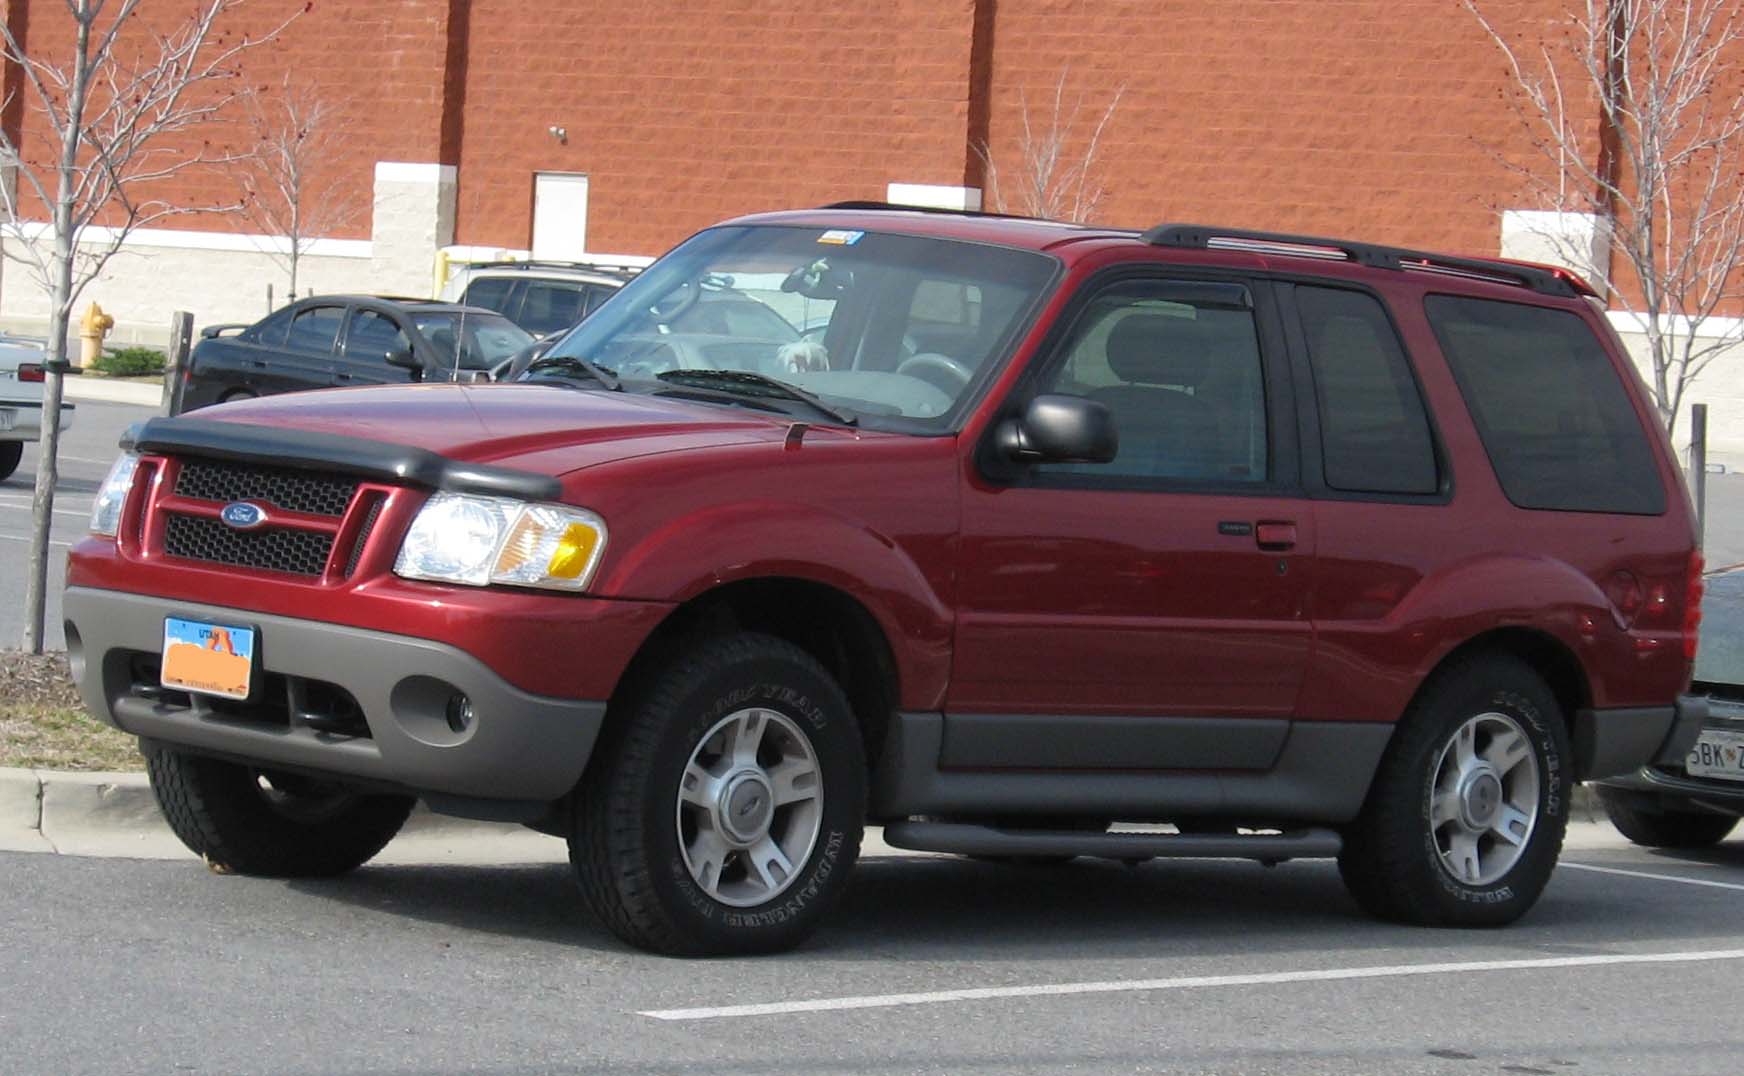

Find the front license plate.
[
  {"left": 161, "top": 617, "right": 255, "bottom": 700},
  {"left": 1685, "top": 729, "right": 1744, "bottom": 783}
]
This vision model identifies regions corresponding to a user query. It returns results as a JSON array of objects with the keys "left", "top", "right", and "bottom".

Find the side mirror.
[
  {"left": 996, "top": 394, "right": 1117, "bottom": 464},
  {"left": 386, "top": 346, "right": 424, "bottom": 382}
]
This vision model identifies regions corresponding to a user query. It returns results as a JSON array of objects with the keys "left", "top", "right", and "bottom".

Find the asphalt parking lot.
[
  {"left": 3, "top": 388, "right": 1742, "bottom": 1073},
  {"left": 1, "top": 393, "right": 156, "bottom": 650},
  {"left": 0, "top": 822, "right": 1740, "bottom": 1076}
]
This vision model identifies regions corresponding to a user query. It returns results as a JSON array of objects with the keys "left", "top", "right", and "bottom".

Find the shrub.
[{"left": 91, "top": 346, "right": 165, "bottom": 377}]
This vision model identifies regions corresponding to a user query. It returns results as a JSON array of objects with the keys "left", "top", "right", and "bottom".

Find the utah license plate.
[
  {"left": 1685, "top": 729, "right": 1744, "bottom": 783},
  {"left": 161, "top": 617, "right": 255, "bottom": 700}
]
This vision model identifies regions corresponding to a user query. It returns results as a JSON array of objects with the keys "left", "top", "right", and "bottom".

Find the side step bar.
[{"left": 882, "top": 821, "right": 1343, "bottom": 863}]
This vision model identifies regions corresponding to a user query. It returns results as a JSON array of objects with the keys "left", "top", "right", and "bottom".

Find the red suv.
[{"left": 65, "top": 207, "right": 1705, "bottom": 956}]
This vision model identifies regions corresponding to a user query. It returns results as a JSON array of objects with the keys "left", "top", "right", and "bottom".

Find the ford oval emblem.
[{"left": 220, "top": 501, "right": 268, "bottom": 530}]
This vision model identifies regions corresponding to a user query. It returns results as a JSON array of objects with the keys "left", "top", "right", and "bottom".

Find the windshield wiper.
[
  {"left": 524, "top": 354, "right": 622, "bottom": 390},
  {"left": 655, "top": 369, "right": 856, "bottom": 426}
]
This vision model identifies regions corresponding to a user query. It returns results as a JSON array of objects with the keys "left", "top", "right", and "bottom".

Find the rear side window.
[
  {"left": 1425, "top": 295, "right": 1664, "bottom": 514},
  {"left": 1297, "top": 286, "right": 1438, "bottom": 495},
  {"left": 461, "top": 277, "right": 517, "bottom": 316},
  {"left": 520, "top": 281, "right": 586, "bottom": 336}
]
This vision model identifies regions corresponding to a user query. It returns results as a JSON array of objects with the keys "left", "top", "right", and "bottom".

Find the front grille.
[
  {"left": 175, "top": 459, "right": 357, "bottom": 517},
  {"left": 164, "top": 513, "right": 334, "bottom": 576}
]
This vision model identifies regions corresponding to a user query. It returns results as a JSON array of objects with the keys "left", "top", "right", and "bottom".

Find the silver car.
[{"left": 0, "top": 334, "right": 74, "bottom": 483}]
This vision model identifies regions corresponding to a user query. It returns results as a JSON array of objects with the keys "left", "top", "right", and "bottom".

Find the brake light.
[
  {"left": 17, "top": 363, "right": 44, "bottom": 382},
  {"left": 1684, "top": 551, "right": 1704, "bottom": 662}
]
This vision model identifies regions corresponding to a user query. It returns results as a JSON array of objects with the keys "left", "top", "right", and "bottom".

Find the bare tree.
[
  {"left": 0, "top": 0, "right": 299, "bottom": 653},
  {"left": 1466, "top": 0, "right": 1744, "bottom": 433},
  {"left": 977, "top": 68, "right": 1124, "bottom": 223},
  {"left": 234, "top": 72, "right": 355, "bottom": 298}
]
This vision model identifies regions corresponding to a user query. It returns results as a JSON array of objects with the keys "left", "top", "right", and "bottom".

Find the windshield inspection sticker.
[{"left": 817, "top": 229, "right": 864, "bottom": 246}]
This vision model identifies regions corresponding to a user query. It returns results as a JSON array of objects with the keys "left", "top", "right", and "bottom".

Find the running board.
[{"left": 882, "top": 821, "right": 1343, "bottom": 862}]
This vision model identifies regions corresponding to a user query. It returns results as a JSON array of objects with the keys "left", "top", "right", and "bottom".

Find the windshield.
[
  {"left": 413, "top": 311, "right": 534, "bottom": 370},
  {"left": 531, "top": 224, "right": 1058, "bottom": 430}
]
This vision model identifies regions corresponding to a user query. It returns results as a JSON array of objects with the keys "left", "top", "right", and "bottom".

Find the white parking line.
[
  {"left": 0, "top": 533, "right": 71, "bottom": 548},
  {"left": 639, "top": 948, "right": 1744, "bottom": 1021},
  {"left": 1562, "top": 861, "right": 1744, "bottom": 892}
]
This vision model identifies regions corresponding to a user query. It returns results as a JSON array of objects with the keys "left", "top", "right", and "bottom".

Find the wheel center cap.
[
  {"left": 1461, "top": 770, "right": 1504, "bottom": 829},
  {"left": 718, "top": 771, "right": 774, "bottom": 844}
]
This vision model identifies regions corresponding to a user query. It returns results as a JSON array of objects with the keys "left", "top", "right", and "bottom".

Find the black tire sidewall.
[
  {"left": 597, "top": 636, "right": 865, "bottom": 954},
  {"left": 0, "top": 441, "right": 22, "bottom": 482},
  {"left": 1410, "top": 664, "right": 1570, "bottom": 922}
]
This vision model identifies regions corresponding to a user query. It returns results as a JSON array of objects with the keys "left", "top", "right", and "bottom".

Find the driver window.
[{"left": 1041, "top": 281, "right": 1268, "bottom": 483}]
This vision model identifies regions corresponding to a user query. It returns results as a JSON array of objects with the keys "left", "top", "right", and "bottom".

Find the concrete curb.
[
  {"left": 0, "top": 765, "right": 561, "bottom": 863},
  {"left": 60, "top": 376, "right": 163, "bottom": 407},
  {"left": 1, "top": 764, "right": 1607, "bottom": 864}
]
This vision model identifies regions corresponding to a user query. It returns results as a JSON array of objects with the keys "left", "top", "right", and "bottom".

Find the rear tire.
[
  {"left": 146, "top": 747, "right": 413, "bottom": 877},
  {"left": 1596, "top": 787, "right": 1738, "bottom": 848},
  {"left": 569, "top": 632, "right": 865, "bottom": 956},
  {"left": 0, "top": 441, "right": 22, "bottom": 482},
  {"left": 1339, "top": 655, "right": 1571, "bottom": 926}
]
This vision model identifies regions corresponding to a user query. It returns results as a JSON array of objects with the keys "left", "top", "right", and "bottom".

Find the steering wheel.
[{"left": 895, "top": 352, "right": 974, "bottom": 393}]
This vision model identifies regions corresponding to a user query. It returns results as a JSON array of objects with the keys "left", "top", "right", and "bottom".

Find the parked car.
[
  {"left": 439, "top": 260, "right": 642, "bottom": 337},
  {"left": 0, "top": 333, "right": 73, "bottom": 482},
  {"left": 1596, "top": 569, "right": 1742, "bottom": 846},
  {"left": 175, "top": 296, "right": 534, "bottom": 413},
  {"left": 66, "top": 207, "right": 1703, "bottom": 957}
]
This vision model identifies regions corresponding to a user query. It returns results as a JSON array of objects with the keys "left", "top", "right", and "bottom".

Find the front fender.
[{"left": 596, "top": 499, "right": 955, "bottom": 710}]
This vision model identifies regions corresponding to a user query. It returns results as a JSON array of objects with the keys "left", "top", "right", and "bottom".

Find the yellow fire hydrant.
[{"left": 77, "top": 301, "right": 114, "bottom": 369}]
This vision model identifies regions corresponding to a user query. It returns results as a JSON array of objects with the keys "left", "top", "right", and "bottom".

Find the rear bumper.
[
  {"left": 1595, "top": 693, "right": 1744, "bottom": 810},
  {"left": 65, "top": 586, "right": 606, "bottom": 804},
  {"left": 1575, "top": 695, "right": 1706, "bottom": 780},
  {"left": 0, "top": 398, "right": 74, "bottom": 440}
]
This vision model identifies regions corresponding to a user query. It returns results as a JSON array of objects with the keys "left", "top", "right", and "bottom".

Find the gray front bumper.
[{"left": 65, "top": 586, "right": 606, "bottom": 804}]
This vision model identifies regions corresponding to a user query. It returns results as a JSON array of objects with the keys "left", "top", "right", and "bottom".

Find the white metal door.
[{"left": 531, "top": 172, "right": 589, "bottom": 260}]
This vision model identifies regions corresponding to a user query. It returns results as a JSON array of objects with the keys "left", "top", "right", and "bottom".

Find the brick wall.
[
  {"left": 449, "top": 0, "right": 982, "bottom": 254},
  {"left": 2, "top": 0, "right": 454, "bottom": 240},
  {"left": 976, "top": 0, "right": 1583, "bottom": 255}
]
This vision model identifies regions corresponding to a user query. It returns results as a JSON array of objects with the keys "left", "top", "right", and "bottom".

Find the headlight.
[
  {"left": 88, "top": 452, "right": 140, "bottom": 536},
  {"left": 394, "top": 492, "right": 607, "bottom": 592}
]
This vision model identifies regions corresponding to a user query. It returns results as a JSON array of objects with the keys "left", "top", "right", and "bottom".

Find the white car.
[
  {"left": 439, "top": 260, "right": 643, "bottom": 338},
  {"left": 0, "top": 334, "right": 74, "bottom": 483}
]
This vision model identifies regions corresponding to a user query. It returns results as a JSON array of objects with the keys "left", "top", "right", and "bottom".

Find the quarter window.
[
  {"left": 1039, "top": 280, "right": 1268, "bottom": 483},
  {"left": 1297, "top": 286, "right": 1438, "bottom": 495},
  {"left": 1425, "top": 294, "right": 1664, "bottom": 514}
]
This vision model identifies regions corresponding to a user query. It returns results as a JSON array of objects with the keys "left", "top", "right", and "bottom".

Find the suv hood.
[{"left": 187, "top": 383, "right": 804, "bottom": 474}]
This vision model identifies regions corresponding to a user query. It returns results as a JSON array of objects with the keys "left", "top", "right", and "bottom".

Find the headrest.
[{"left": 1105, "top": 314, "right": 1222, "bottom": 387}]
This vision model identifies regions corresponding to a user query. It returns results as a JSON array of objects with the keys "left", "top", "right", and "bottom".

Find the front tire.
[
  {"left": 1339, "top": 655, "right": 1571, "bottom": 926},
  {"left": 146, "top": 747, "right": 414, "bottom": 877},
  {"left": 1596, "top": 787, "right": 1738, "bottom": 848},
  {"left": 569, "top": 632, "right": 865, "bottom": 956}
]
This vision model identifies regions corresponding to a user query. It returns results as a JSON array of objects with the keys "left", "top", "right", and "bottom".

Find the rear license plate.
[
  {"left": 0, "top": 408, "right": 14, "bottom": 431},
  {"left": 1685, "top": 729, "right": 1744, "bottom": 783},
  {"left": 161, "top": 617, "right": 255, "bottom": 700}
]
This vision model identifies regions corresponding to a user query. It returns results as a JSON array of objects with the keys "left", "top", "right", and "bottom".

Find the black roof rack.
[
  {"left": 1141, "top": 223, "right": 1583, "bottom": 298},
  {"left": 820, "top": 200, "right": 1058, "bottom": 223},
  {"left": 457, "top": 259, "right": 643, "bottom": 279}
]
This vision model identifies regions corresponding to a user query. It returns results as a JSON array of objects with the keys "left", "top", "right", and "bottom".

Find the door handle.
[{"left": 1255, "top": 522, "right": 1297, "bottom": 551}]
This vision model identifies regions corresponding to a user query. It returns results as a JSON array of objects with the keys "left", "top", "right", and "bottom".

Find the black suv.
[{"left": 174, "top": 296, "right": 534, "bottom": 413}]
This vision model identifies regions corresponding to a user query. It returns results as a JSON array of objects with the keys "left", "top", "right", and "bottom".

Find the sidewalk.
[
  {"left": 0, "top": 765, "right": 1606, "bottom": 867},
  {"left": 60, "top": 373, "right": 163, "bottom": 408}
]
